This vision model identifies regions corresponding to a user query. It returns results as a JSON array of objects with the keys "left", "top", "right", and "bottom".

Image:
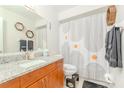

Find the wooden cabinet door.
[
  {"left": 47, "top": 69, "right": 58, "bottom": 88},
  {"left": 57, "top": 61, "right": 64, "bottom": 88}
]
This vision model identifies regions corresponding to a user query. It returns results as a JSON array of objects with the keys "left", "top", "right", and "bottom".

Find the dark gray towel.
[
  {"left": 105, "top": 27, "right": 122, "bottom": 68},
  {"left": 28, "top": 40, "right": 34, "bottom": 51},
  {"left": 20, "top": 40, "right": 27, "bottom": 51},
  {"left": 116, "top": 28, "right": 122, "bottom": 67}
]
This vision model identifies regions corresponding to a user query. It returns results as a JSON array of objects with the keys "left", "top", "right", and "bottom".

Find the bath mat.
[{"left": 82, "top": 80, "right": 108, "bottom": 88}]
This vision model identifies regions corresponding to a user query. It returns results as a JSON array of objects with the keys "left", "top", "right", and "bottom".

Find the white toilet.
[
  {"left": 64, "top": 64, "right": 77, "bottom": 76},
  {"left": 64, "top": 64, "right": 79, "bottom": 88}
]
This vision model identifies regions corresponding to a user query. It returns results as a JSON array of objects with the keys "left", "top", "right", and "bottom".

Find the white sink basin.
[{"left": 19, "top": 60, "right": 46, "bottom": 68}]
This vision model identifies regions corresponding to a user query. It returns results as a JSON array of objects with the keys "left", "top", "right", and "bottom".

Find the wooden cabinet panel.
[
  {"left": 47, "top": 69, "right": 58, "bottom": 88},
  {"left": 0, "top": 78, "right": 20, "bottom": 88},
  {"left": 57, "top": 60, "right": 64, "bottom": 88}
]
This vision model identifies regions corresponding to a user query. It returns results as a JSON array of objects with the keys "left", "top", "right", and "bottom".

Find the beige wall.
[{"left": 34, "top": 6, "right": 59, "bottom": 55}]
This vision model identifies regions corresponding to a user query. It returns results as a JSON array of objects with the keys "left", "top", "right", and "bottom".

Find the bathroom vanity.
[
  {"left": 0, "top": 56, "right": 64, "bottom": 88},
  {"left": 0, "top": 6, "right": 64, "bottom": 88}
]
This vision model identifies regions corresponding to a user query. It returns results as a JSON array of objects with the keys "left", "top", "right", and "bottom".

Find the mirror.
[{"left": 0, "top": 5, "right": 47, "bottom": 53}]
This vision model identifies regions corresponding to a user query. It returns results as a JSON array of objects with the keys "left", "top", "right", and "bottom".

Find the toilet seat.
[{"left": 64, "top": 64, "right": 77, "bottom": 76}]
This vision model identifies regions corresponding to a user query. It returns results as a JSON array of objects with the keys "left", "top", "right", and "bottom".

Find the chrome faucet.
[{"left": 25, "top": 51, "right": 35, "bottom": 60}]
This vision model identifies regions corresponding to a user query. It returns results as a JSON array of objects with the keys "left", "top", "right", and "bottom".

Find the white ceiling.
[
  {"left": 2, "top": 6, "right": 43, "bottom": 22},
  {"left": 50, "top": 5, "right": 77, "bottom": 13},
  {"left": 2, "top": 5, "right": 78, "bottom": 18}
]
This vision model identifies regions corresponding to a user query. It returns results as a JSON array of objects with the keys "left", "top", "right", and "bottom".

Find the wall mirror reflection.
[{"left": 0, "top": 5, "right": 47, "bottom": 53}]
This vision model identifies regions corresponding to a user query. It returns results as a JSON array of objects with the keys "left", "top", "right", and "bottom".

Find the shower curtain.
[{"left": 59, "top": 12, "right": 109, "bottom": 82}]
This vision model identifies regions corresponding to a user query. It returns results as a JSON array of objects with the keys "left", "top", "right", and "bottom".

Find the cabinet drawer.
[
  {"left": 39, "top": 62, "right": 57, "bottom": 77},
  {"left": 0, "top": 78, "right": 20, "bottom": 88},
  {"left": 45, "top": 62, "right": 57, "bottom": 71}
]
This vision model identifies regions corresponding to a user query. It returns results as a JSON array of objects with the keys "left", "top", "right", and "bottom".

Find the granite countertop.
[{"left": 0, "top": 54, "right": 63, "bottom": 84}]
